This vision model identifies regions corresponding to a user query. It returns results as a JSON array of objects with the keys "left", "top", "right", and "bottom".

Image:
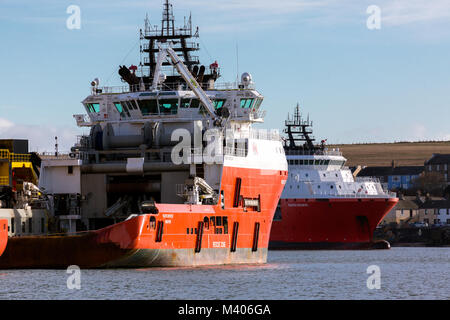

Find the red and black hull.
[{"left": 269, "top": 198, "right": 398, "bottom": 250}]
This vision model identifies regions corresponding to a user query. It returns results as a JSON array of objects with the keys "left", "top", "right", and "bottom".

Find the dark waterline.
[{"left": 0, "top": 247, "right": 449, "bottom": 300}]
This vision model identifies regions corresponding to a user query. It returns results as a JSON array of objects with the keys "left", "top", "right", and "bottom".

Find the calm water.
[{"left": 0, "top": 248, "right": 448, "bottom": 300}]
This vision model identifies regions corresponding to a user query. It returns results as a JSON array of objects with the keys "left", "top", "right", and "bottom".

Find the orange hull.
[
  {"left": 0, "top": 167, "right": 287, "bottom": 268},
  {"left": 0, "top": 219, "right": 7, "bottom": 257}
]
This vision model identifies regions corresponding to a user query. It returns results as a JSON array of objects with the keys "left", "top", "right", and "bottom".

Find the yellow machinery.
[{"left": 0, "top": 140, "right": 38, "bottom": 191}]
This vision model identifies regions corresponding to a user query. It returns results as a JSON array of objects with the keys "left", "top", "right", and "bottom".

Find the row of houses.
[
  {"left": 355, "top": 153, "right": 450, "bottom": 227},
  {"left": 379, "top": 195, "right": 450, "bottom": 227},
  {"left": 357, "top": 154, "right": 450, "bottom": 190}
]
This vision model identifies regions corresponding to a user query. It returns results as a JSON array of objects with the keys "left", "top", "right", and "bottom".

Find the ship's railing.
[
  {"left": 93, "top": 81, "right": 254, "bottom": 95},
  {"left": 212, "top": 82, "right": 255, "bottom": 90},
  {"left": 39, "top": 152, "right": 77, "bottom": 160},
  {"left": 142, "top": 26, "right": 193, "bottom": 38},
  {"left": 142, "top": 41, "right": 200, "bottom": 51},
  {"left": 249, "top": 109, "right": 266, "bottom": 120},
  {"left": 285, "top": 149, "right": 342, "bottom": 156},
  {"left": 0, "top": 149, "right": 31, "bottom": 162},
  {"left": 232, "top": 129, "right": 280, "bottom": 141},
  {"left": 355, "top": 177, "right": 381, "bottom": 184},
  {"left": 307, "top": 191, "right": 397, "bottom": 199},
  {"left": 73, "top": 114, "right": 92, "bottom": 126}
]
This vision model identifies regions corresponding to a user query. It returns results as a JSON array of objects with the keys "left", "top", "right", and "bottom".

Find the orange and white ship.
[
  {"left": 269, "top": 105, "right": 398, "bottom": 250},
  {"left": 0, "top": 1, "right": 287, "bottom": 268}
]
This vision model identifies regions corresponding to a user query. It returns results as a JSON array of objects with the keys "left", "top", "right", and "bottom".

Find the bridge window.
[
  {"left": 114, "top": 102, "right": 131, "bottom": 117},
  {"left": 254, "top": 98, "right": 263, "bottom": 109},
  {"left": 127, "top": 100, "right": 138, "bottom": 110},
  {"left": 240, "top": 98, "right": 254, "bottom": 108},
  {"left": 190, "top": 99, "right": 200, "bottom": 108},
  {"left": 85, "top": 103, "right": 100, "bottom": 113},
  {"left": 123, "top": 100, "right": 136, "bottom": 112},
  {"left": 137, "top": 99, "right": 158, "bottom": 115},
  {"left": 213, "top": 99, "right": 226, "bottom": 110},
  {"left": 181, "top": 99, "right": 191, "bottom": 108},
  {"left": 114, "top": 102, "right": 123, "bottom": 113},
  {"left": 159, "top": 99, "right": 178, "bottom": 114}
]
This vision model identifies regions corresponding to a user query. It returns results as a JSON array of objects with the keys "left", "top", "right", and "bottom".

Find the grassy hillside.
[{"left": 327, "top": 141, "right": 450, "bottom": 167}]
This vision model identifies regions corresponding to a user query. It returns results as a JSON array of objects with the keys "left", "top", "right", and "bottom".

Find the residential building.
[
  {"left": 358, "top": 163, "right": 424, "bottom": 191},
  {"left": 417, "top": 199, "right": 450, "bottom": 225},
  {"left": 380, "top": 197, "right": 419, "bottom": 226},
  {"left": 424, "top": 154, "right": 450, "bottom": 185}
]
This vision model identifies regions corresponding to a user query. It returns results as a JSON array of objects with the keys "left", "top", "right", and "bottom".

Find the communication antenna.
[
  {"left": 236, "top": 43, "right": 239, "bottom": 84},
  {"left": 54, "top": 136, "right": 58, "bottom": 157}
]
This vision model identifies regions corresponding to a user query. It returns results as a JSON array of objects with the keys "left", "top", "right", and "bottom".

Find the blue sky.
[{"left": 1, "top": 0, "right": 450, "bottom": 152}]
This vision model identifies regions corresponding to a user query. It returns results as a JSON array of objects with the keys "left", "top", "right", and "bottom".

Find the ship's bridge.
[{"left": 74, "top": 85, "right": 265, "bottom": 127}]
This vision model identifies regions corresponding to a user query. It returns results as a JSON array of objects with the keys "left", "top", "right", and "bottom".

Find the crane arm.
[{"left": 153, "top": 45, "right": 218, "bottom": 122}]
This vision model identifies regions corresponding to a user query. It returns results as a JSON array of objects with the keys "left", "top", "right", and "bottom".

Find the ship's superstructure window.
[
  {"left": 190, "top": 99, "right": 199, "bottom": 108},
  {"left": 123, "top": 100, "right": 137, "bottom": 111},
  {"left": 254, "top": 98, "right": 263, "bottom": 109},
  {"left": 240, "top": 98, "right": 254, "bottom": 108},
  {"left": 137, "top": 99, "right": 158, "bottom": 115},
  {"left": 114, "top": 102, "right": 123, "bottom": 113},
  {"left": 180, "top": 98, "right": 191, "bottom": 108},
  {"left": 159, "top": 99, "right": 178, "bottom": 114},
  {"left": 203, "top": 216, "right": 209, "bottom": 229},
  {"left": 223, "top": 217, "right": 228, "bottom": 234},
  {"left": 86, "top": 103, "right": 100, "bottom": 113},
  {"left": 114, "top": 102, "right": 131, "bottom": 117},
  {"left": 213, "top": 99, "right": 226, "bottom": 110}
]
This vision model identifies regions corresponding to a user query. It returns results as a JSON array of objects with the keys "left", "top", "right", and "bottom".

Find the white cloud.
[
  {"left": 0, "top": 118, "right": 81, "bottom": 153},
  {"left": 381, "top": 0, "right": 450, "bottom": 26}
]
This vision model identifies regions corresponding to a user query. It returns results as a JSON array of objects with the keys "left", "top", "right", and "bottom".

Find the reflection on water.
[{"left": 0, "top": 248, "right": 449, "bottom": 300}]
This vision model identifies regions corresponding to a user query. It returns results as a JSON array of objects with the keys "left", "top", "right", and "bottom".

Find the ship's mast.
[
  {"left": 284, "top": 103, "right": 317, "bottom": 151},
  {"left": 116, "top": 0, "right": 220, "bottom": 91}
]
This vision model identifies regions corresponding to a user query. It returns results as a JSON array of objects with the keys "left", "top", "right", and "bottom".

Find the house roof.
[
  {"left": 358, "top": 166, "right": 424, "bottom": 177},
  {"left": 425, "top": 154, "right": 450, "bottom": 165},
  {"left": 394, "top": 199, "right": 419, "bottom": 210},
  {"left": 419, "top": 199, "right": 450, "bottom": 209}
]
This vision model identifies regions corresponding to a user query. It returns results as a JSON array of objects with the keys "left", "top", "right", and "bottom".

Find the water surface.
[{"left": 0, "top": 247, "right": 448, "bottom": 300}]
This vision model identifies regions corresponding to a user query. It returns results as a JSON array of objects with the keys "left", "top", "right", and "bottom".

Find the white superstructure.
[{"left": 280, "top": 105, "right": 394, "bottom": 200}]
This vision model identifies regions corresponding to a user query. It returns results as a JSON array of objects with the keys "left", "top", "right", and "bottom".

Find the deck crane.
[{"left": 151, "top": 44, "right": 228, "bottom": 127}]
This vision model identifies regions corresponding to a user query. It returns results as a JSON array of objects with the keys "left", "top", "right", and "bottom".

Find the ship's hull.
[
  {"left": 269, "top": 198, "right": 398, "bottom": 250},
  {"left": 0, "top": 167, "right": 286, "bottom": 269},
  {"left": 0, "top": 219, "right": 7, "bottom": 257}
]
